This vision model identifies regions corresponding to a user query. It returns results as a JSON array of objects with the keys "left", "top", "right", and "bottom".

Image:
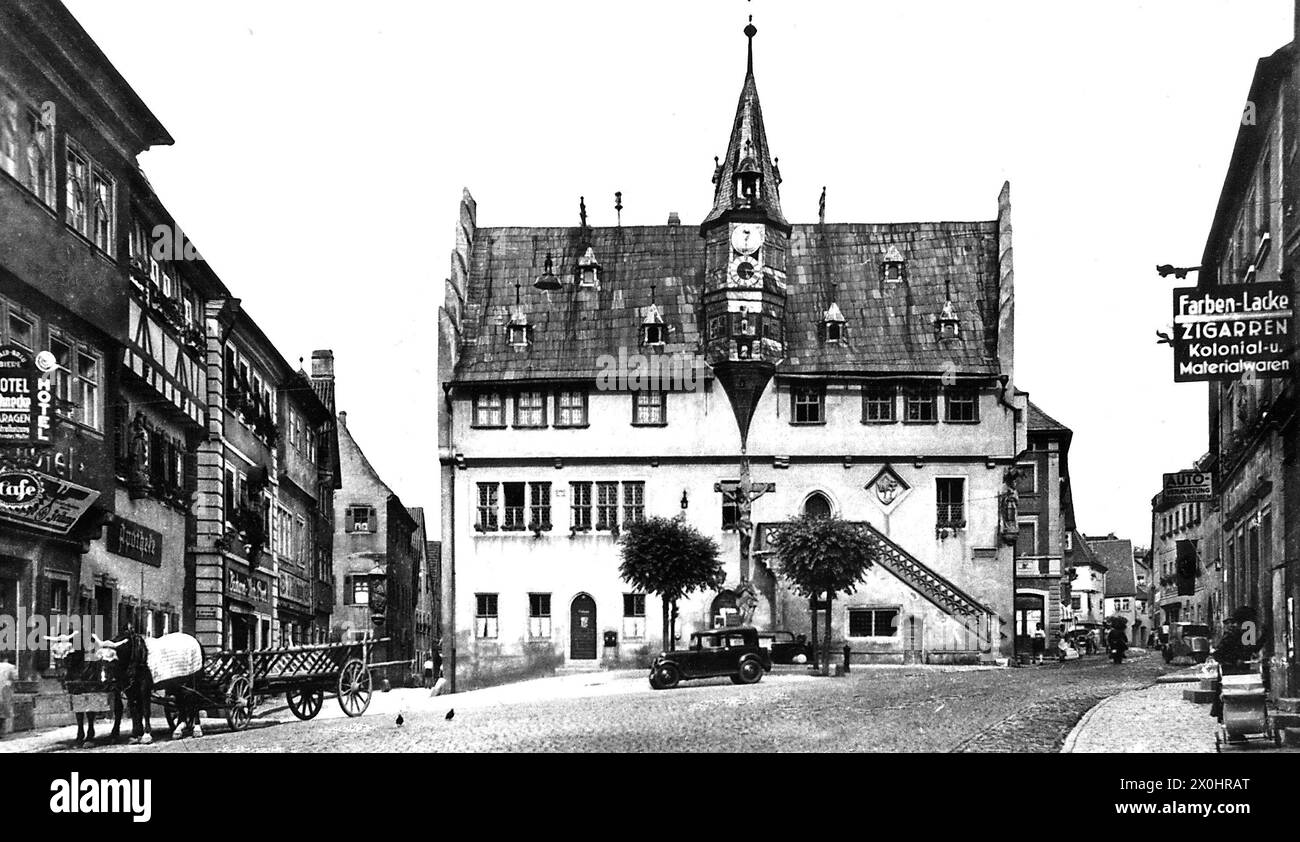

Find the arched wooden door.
[
  {"left": 570, "top": 594, "right": 597, "bottom": 660},
  {"left": 710, "top": 591, "right": 738, "bottom": 628}
]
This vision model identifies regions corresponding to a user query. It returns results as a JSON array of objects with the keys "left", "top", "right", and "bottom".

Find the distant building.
[
  {"left": 1090, "top": 535, "right": 1151, "bottom": 645},
  {"left": 1151, "top": 455, "right": 1219, "bottom": 635},
  {"left": 1069, "top": 532, "right": 1107, "bottom": 631},
  {"left": 332, "top": 411, "right": 420, "bottom": 679},
  {"left": 1012, "top": 401, "right": 1076, "bottom": 658}
]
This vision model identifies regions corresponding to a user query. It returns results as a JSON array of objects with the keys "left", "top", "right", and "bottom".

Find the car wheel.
[
  {"left": 737, "top": 657, "right": 763, "bottom": 685},
  {"left": 648, "top": 673, "right": 664, "bottom": 690},
  {"left": 654, "top": 664, "right": 681, "bottom": 689},
  {"left": 1162, "top": 650, "right": 1172, "bottom": 664},
  {"left": 729, "top": 675, "right": 744, "bottom": 685}
]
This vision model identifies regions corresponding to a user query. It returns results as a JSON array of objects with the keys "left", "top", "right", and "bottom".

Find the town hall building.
[{"left": 437, "top": 21, "right": 1027, "bottom": 689}]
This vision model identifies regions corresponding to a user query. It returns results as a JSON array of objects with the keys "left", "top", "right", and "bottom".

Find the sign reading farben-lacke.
[
  {"left": 1172, "top": 283, "right": 1294, "bottom": 382},
  {"left": 1162, "top": 470, "right": 1213, "bottom": 503},
  {"left": 107, "top": 518, "right": 164, "bottom": 567}
]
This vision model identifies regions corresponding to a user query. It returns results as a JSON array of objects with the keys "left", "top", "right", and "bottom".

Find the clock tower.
[
  {"left": 700, "top": 18, "right": 790, "bottom": 587},
  {"left": 700, "top": 18, "right": 790, "bottom": 449}
]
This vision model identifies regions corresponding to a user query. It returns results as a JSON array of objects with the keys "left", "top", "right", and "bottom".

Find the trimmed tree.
[
  {"left": 618, "top": 516, "right": 724, "bottom": 650},
  {"left": 769, "top": 514, "right": 879, "bottom": 676}
]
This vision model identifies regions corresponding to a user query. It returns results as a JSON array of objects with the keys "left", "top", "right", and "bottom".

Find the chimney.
[
  {"left": 311, "top": 349, "right": 335, "bottom": 379},
  {"left": 337, "top": 411, "right": 347, "bottom": 427},
  {"left": 667, "top": 212, "right": 681, "bottom": 226}
]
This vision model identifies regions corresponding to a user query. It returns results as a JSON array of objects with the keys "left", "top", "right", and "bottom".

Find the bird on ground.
[
  {"left": 445, "top": 709, "right": 455, "bottom": 721},
  {"left": 395, "top": 712, "right": 405, "bottom": 727}
]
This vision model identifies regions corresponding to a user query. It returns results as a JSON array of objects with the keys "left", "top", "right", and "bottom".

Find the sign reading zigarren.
[
  {"left": 0, "top": 345, "right": 54, "bottom": 444},
  {"left": 1173, "top": 283, "right": 1294, "bottom": 382}
]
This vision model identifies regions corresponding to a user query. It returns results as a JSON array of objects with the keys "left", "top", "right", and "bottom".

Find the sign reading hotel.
[
  {"left": 1173, "top": 283, "right": 1294, "bottom": 382},
  {"left": 0, "top": 345, "right": 54, "bottom": 445},
  {"left": 1162, "top": 470, "right": 1213, "bottom": 503}
]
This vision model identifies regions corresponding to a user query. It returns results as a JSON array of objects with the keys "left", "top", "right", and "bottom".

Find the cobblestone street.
[{"left": 6, "top": 652, "right": 1184, "bottom": 754}]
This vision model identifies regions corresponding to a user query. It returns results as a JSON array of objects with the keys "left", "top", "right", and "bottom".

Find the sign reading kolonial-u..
[{"left": 1172, "top": 283, "right": 1294, "bottom": 382}]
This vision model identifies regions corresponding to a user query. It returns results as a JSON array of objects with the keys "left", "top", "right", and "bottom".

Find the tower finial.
[{"left": 745, "top": 13, "right": 757, "bottom": 77}]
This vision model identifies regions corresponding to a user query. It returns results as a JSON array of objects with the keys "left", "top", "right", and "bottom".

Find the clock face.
[
  {"left": 731, "top": 224, "right": 764, "bottom": 255},
  {"left": 728, "top": 257, "right": 761, "bottom": 287}
]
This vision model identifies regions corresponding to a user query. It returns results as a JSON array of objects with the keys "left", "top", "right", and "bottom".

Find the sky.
[{"left": 62, "top": 0, "right": 1295, "bottom": 546}]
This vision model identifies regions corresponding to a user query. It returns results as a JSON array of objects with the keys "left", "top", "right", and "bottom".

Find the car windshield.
[{"left": 692, "top": 635, "right": 724, "bottom": 651}]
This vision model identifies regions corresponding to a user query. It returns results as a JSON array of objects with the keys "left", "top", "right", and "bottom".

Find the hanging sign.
[{"left": 1172, "top": 283, "right": 1294, "bottom": 382}]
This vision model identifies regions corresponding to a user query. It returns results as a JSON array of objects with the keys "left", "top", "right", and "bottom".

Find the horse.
[
  {"left": 44, "top": 632, "right": 124, "bottom": 745},
  {"left": 91, "top": 631, "right": 205, "bottom": 744}
]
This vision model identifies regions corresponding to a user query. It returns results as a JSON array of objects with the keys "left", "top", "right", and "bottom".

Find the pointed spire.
[{"left": 701, "top": 16, "right": 789, "bottom": 231}]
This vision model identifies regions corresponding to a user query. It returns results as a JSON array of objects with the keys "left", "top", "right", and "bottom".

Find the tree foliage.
[
  {"left": 768, "top": 514, "right": 878, "bottom": 599},
  {"left": 618, "top": 517, "right": 724, "bottom": 603}
]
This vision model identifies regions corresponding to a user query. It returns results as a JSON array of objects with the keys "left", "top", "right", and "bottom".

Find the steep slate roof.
[
  {"left": 1027, "top": 400, "right": 1069, "bottom": 433},
  {"left": 451, "top": 221, "right": 1002, "bottom": 383},
  {"left": 1091, "top": 539, "right": 1136, "bottom": 597}
]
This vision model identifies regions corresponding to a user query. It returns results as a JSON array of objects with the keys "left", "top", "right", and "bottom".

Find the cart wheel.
[
  {"left": 337, "top": 659, "right": 372, "bottom": 717},
  {"left": 225, "top": 675, "right": 254, "bottom": 732},
  {"left": 286, "top": 688, "right": 324, "bottom": 721}
]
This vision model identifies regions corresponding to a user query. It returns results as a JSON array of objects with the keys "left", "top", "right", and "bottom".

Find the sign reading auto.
[
  {"left": 0, "top": 344, "right": 54, "bottom": 444},
  {"left": 1172, "top": 282, "right": 1293, "bottom": 382},
  {"left": 1162, "top": 470, "right": 1212, "bottom": 503}
]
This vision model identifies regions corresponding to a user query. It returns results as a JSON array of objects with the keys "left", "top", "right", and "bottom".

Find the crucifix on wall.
[{"left": 715, "top": 478, "right": 775, "bottom": 583}]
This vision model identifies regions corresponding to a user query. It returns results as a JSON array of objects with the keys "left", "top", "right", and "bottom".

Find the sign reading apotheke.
[
  {"left": 0, "top": 345, "right": 54, "bottom": 445},
  {"left": 1162, "top": 470, "right": 1213, "bottom": 503},
  {"left": 1173, "top": 283, "right": 1294, "bottom": 382},
  {"left": 107, "top": 517, "right": 163, "bottom": 567}
]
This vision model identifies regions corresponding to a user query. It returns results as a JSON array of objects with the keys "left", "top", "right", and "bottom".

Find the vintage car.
[
  {"left": 1162, "top": 622, "right": 1211, "bottom": 664},
  {"left": 649, "top": 627, "right": 774, "bottom": 689},
  {"left": 756, "top": 630, "right": 811, "bottom": 665}
]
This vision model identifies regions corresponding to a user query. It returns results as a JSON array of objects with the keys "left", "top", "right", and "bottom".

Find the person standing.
[
  {"left": 422, "top": 654, "right": 435, "bottom": 689},
  {"left": 1031, "top": 623, "right": 1046, "bottom": 665},
  {"left": 0, "top": 653, "right": 18, "bottom": 736}
]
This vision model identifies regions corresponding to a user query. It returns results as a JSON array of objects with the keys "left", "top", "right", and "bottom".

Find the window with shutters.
[
  {"left": 528, "top": 593, "right": 551, "bottom": 639},
  {"left": 623, "top": 593, "right": 647, "bottom": 641},
  {"left": 346, "top": 505, "right": 376, "bottom": 534},
  {"left": 529, "top": 482, "right": 551, "bottom": 530},
  {"left": 502, "top": 482, "right": 526, "bottom": 531},
  {"left": 596, "top": 482, "right": 619, "bottom": 531},
  {"left": 622, "top": 481, "right": 645, "bottom": 524},
  {"left": 570, "top": 482, "right": 592, "bottom": 531},
  {"left": 348, "top": 576, "right": 370, "bottom": 606},
  {"left": 475, "top": 593, "right": 499, "bottom": 639},
  {"left": 474, "top": 485, "right": 498, "bottom": 532},
  {"left": 847, "top": 607, "right": 898, "bottom": 638}
]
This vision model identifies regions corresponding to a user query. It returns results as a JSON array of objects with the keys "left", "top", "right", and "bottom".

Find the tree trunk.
[
  {"left": 662, "top": 598, "right": 672, "bottom": 652},
  {"left": 810, "top": 596, "right": 819, "bottom": 669},
  {"left": 669, "top": 599, "right": 678, "bottom": 651},
  {"left": 823, "top": 594, "right": 833, "bottom": 677}
]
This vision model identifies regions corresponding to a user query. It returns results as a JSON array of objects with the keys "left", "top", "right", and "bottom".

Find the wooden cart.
[{"left": 159, "top": 637, "right": 395, "bottom": 732}]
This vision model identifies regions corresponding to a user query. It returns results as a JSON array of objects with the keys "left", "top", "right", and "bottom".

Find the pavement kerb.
[{"left": 1059, "top": 681, "right": 1159, "bottom": 753}]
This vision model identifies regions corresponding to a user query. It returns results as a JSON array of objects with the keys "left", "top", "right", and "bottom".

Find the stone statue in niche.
[
  {"left": 128, "top": 411, "right": 151, "bottom": 498},
  {"left": 735, "top": 580, "right": 759, "bottom": 626}
]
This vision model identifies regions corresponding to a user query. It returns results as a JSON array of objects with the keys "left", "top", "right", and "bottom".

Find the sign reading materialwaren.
[{"left": 1173, "top": 282, "right": 1294, "bottom": 382}]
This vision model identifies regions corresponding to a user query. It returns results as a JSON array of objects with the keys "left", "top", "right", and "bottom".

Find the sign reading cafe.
[
  {"left": 0, "top": 345, "right": 54, "bottom": 445},
  {"left": 1172, "top": 283, "right": 1294, "bottom": 382}
]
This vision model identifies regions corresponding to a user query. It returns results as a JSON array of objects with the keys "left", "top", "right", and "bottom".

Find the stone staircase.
[{"left": 860, "top": 523, "right": 999, "bottom": 654}]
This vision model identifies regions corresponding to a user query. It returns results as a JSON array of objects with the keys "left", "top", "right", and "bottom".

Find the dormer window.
[
  {"left": 822, "top": 302, "right": 846, "bottom": 344},
  {"left": 881, "top": 245, "right": 907, "bottom": 283},
  {"left": 577, "top": 247, "right": 601, "bottom": 287},
  {"left": 508, "top": 323, "right": 528, "bottom": 346},
  {"left": 643, "top": 323, "right": 665, "bottom": 346},
  {"left": 936, "top": 300, "right": 960, "bottom": 342}
]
